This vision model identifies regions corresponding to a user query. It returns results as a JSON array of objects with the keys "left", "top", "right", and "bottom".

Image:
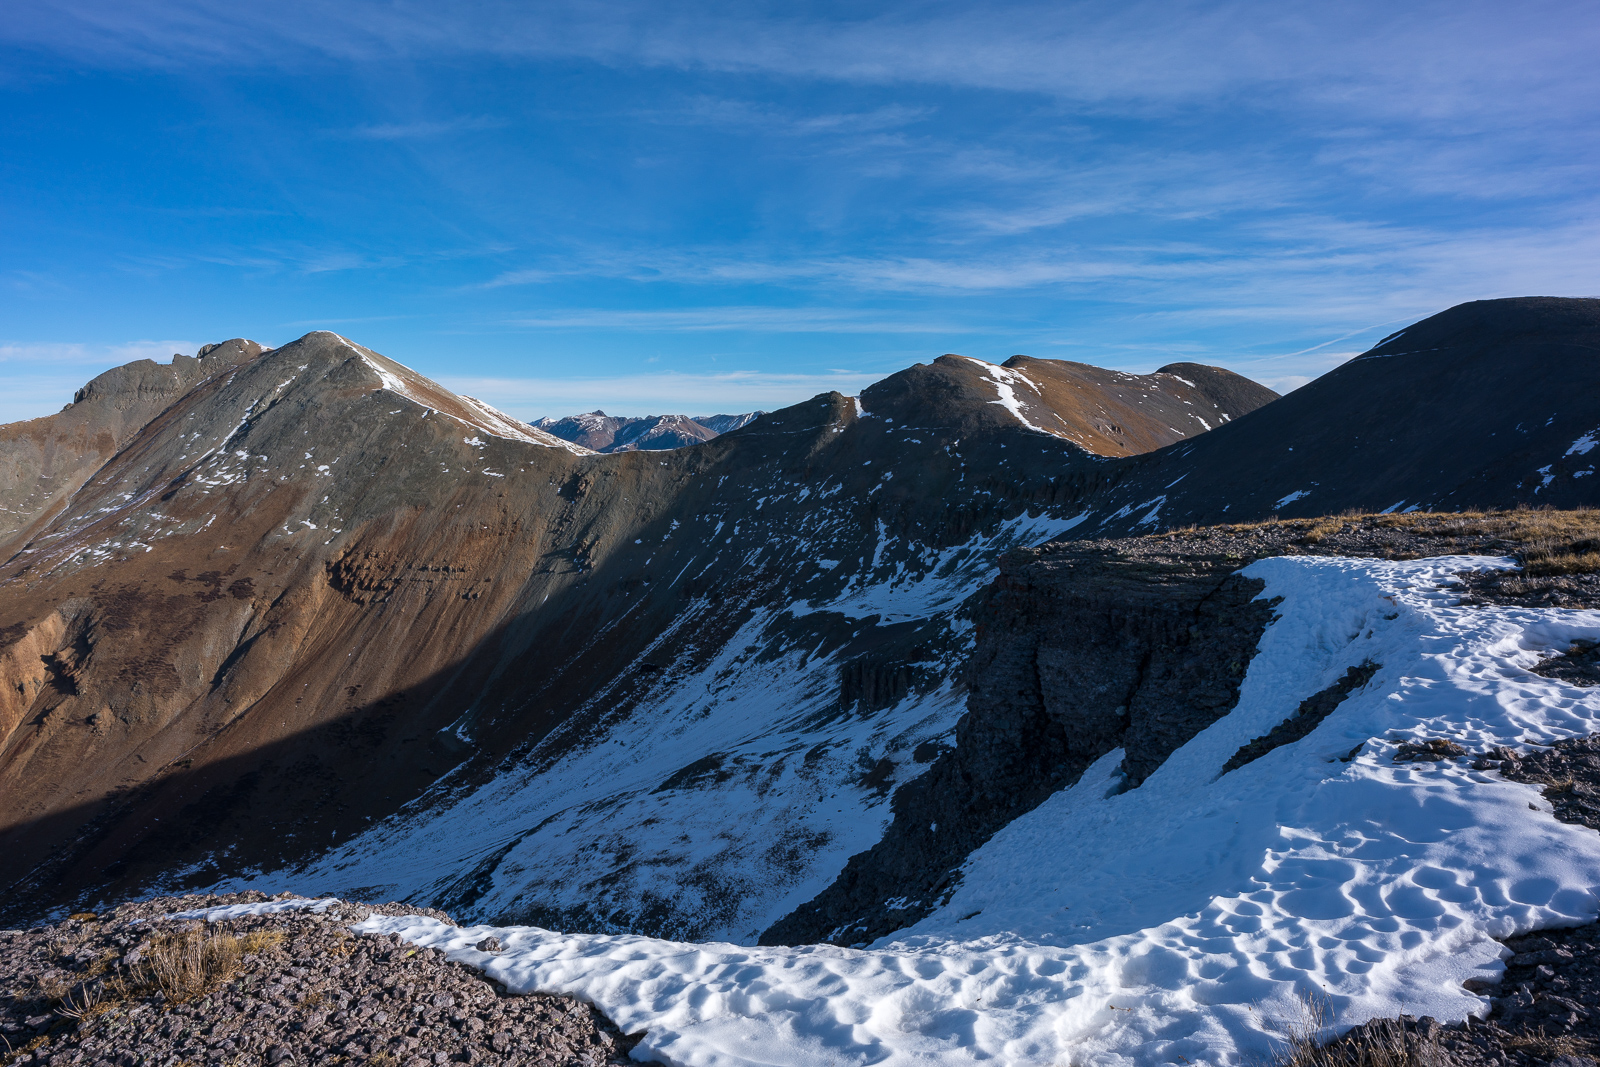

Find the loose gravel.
[{"left": 0, "top": 894, "right": 635, "bottom": 1067}]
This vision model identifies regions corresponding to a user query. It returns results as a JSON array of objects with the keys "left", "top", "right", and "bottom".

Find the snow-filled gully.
[{"left": 206, "top": 556, "right": 1600, "bottom": 1066}]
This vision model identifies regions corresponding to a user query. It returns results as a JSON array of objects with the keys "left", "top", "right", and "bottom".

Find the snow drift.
[{"left": 332, "top": 553, "right": 1600, "bottom": 1066}]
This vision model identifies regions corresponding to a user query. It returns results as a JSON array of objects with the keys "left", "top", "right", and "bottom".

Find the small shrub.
[
  {"left": 55, "top": 984, "right": 111, "bottom": 1026},
  {"left": 35, "top": 971, "right": 72, "bottom": 1001}
]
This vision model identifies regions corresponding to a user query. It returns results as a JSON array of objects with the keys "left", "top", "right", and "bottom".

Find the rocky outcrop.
[
  {"left": 1220, "top": 660, "right": 1380, "bottom": 774},
  {"left": 762, "top": 537, "right": 1277, "bottom": 946},
  {"left": 0, "top": 340, "right": 266, "bottom": 553},
  {"left": 0, "top": 894, "right": 632, "bottom": 1066},
  {"left": 764, "top": 512, "right": 1600, "bottom": 946}
]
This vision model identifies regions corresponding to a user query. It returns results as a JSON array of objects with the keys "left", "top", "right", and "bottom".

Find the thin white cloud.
[
  {"left": 11, "top": 1, "right": 1598, "bottom": 129},
  {"left": 0, "top": 339, "right": 201, "bottom": 364},
  {"left": 502, "top": 306, "right": 957, "bottom": 334},
  {"left": 347, "top": 116, "right": 506, "bottom": 140},
  {"left": 641, "top": 97, "right": 932, "bottom": 136}
]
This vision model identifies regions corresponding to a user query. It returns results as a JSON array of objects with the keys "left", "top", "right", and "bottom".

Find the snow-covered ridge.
[
  {"left": 329, "top": 334, "right": 592, "bottom": 455},
  {"left": 338, "top": 555, "right": 1600, "bottom": 1067}
]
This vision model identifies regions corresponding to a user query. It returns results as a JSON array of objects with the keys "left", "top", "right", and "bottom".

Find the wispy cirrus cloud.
[
  {"left": 347, "top": 115, "right": 507, "bottom": 140},
  {"left": 0, "top": 339, "right": 202, "bottom": 364},
  {"left": 502, "top": 306, "right": 957, "bottom": 334},
  {"left": 640, "top": 97, "right": 932, "bottom": 136},
  {"left": 10, "top": 1, "right": 1597, "bottom": 128}
]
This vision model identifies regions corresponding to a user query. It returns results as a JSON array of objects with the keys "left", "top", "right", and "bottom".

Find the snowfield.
[{"left": 334, "top": 554, "right": 1600, "bottom": 1066}]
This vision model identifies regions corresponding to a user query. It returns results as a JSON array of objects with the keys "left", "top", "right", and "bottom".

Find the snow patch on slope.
[
  {"left": 200, "top": 509, "right": 1087, "bottom": 944},
  {"left": 359, "top": 555, "right": 1600, "bottom": 1067},
  {"left": 960, "top": 357, "right": 1051, "bottom": 435}
]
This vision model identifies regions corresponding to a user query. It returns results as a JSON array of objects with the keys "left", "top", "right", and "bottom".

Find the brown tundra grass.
[
  {"left": 1266, "top": 995, "right": 1439, "bottom": 1067},
  {"left": 1161, "top": 508, "right": 1600, "bottom": 575}
]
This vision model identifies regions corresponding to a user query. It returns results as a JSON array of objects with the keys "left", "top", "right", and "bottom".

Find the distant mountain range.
[
  {"left": 1, "top": 296, "right": 1597, "bottom": 941},
  {"left": 530, "top": 410, "right": 765, "bottom": 453}
]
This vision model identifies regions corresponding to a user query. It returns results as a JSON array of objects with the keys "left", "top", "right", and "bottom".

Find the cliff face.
[
  {"left": 764, "top": 513, "right": 1599, "bottom": 946},
  {"left": 762, "top": 536, "right": 1276, "bottom": 945}
]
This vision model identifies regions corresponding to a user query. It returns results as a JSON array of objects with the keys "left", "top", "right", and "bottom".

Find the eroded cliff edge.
[{"left": 764, "top": 512, "right": 1588, "bottom": 946}]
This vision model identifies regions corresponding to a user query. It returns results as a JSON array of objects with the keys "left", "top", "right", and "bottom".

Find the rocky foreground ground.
[{"left": 0, "top": 898, "right": 633, "bottom": 1066}]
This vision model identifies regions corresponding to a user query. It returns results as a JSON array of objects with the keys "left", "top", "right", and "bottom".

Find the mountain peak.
[{"left": 861, "top": 352, "right": 1277, "bottom": 455}]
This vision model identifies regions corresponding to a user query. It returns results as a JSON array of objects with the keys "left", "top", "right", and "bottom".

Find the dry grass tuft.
[
  {"left": 1516, "top": 537, "right": 1600, "bottom": 576},
  {"left": 1265, "top": 995, "right": 1439, "bottom": 1067},
  {"left": 1503, "top": 1027, "right": 1595, "bottom": 1058},
  {"left": 137, "top": 927, "right": 244, "bottom": 1004},
  {"left": 116, "top": 923, "right": 281, "bottom": 1005},
  {"left": 239, "top": 929, "right": 285, "bottom": 955},
  {"left": 54, "top": 984, "right": 110, "bottom": 1025}
]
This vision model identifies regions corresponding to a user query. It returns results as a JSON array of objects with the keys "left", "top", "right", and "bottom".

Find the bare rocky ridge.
[
  {"left": 531, "top": 411, "right": 763, "bottom": 453},
  {"left": 0, "top": 894, "right": 630, "bottom": 1067},
  {"left": 0, "top": 341, "right": 266, "bottom": 550}
]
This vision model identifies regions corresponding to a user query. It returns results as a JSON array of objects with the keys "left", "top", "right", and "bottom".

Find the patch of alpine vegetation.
[
  {"left": 0, "top": 894, "right": 630, "bottom": 1067},
  {"left": 1222, "top": 660, "right": 1380, "bottom": 774}
]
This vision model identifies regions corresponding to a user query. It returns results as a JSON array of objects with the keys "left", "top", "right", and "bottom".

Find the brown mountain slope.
[
  {"left": 1090, "top": 296, "right": 1600, "bottom": 532},
  {"left": 859, "top": 354, "right": 1275, "bottom": 454},
  {"left": 0, "top": 335, "right": 1267, "bottom": 928},
  {"left": 0, "top": 340, "right": 267, "bottom": 553}
]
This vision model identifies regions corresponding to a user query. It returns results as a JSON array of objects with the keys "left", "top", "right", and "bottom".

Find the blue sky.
[{"left": 2, "top": 1, "right": 1597, "bottom": 422}]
